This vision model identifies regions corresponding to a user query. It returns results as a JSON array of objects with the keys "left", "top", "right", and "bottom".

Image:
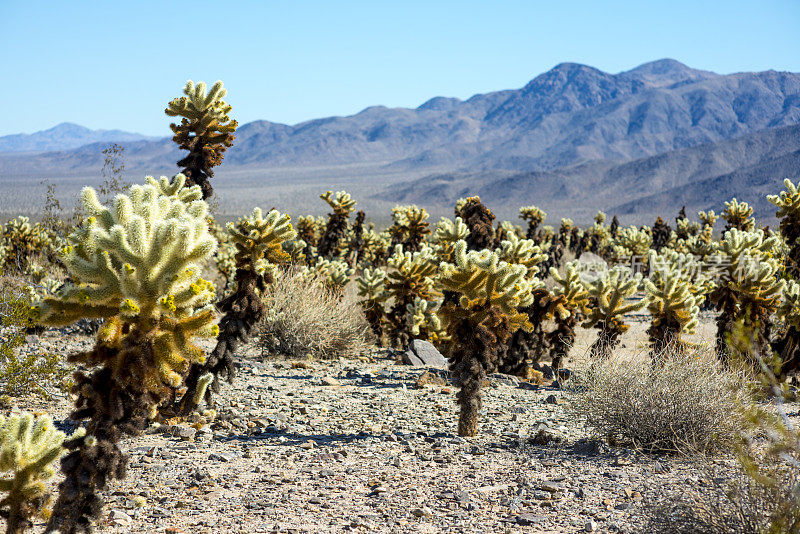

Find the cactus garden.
[{"left": 0, "top": 77, "right": 799, "bottom": 534}]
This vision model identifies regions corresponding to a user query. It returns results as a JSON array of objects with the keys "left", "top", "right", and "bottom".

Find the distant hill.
[
  {"left": 1, "top": 59, "right": 799, "bottom": 222},
  {"left": 0, "top": 123, "right": 159, "bottom": 153}
]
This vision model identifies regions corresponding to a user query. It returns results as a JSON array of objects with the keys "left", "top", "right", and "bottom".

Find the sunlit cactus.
[
  {"left": 708, "top": 228, "right": 784, "bottom": 361},
  {"left": 456, "top": 196, "right": 496, "bottom": 251},
  {"left": 181, "top": 207, "right": 296, "bottom": 413},
  {"left": 0, "top": 412, "right": 75, "bottom": 534},
  {"left": 548, "top": 261, "right": 590, "bottom": 370},
  {"left": 582, "top": 266, "right": 647, "bottom": 358},
  {"left": 384, "top": 245, "right": 440, "bottom": 347},
  {"left": 317, "top": 191, "right": 356, "bottom": 259},
  {"left": 721, "top": 198, "right": 755, "bottom": 233},
  {"left": 773, "top": 280, "right": 800, "bottom": 374},
  {"left": 358, "top": 228, "right": 390, "bottom": 267},
  {"left": 496, "top": 233, "right": 550, "bottom": 376},
  {"left": 519, "top": 205, "right": 547, "bottom": 239},
  {"left": 165, "top": 80, "right": 237, "bottom": 199},
  {"left": 698, "top": 210, "right": 719, "bottom": 231},
  {"left": 356, "top": 267, "right": 389, "bottom": 342},
  {"left": 608, "top": 225, "right": 652, "bottom": 263},
  {"left": 437, "top": 241, "right": 534, "bottom": 436},
  {"left": 1, "top": 217, "right": 50, "bottom": 273},
  {"left": 37, "top": 175, "right": 218, "bottom": 533},
  {"left": 305, "top": 259, "right": 354, "bottom": 291},
  {"left": 388, "top": 205, "right": 430, "bottom": 253},
  {"left": 768, "top": 178, "right": 800, "bottom": 278},
  {"left": 644, "top": 250, "right": 703, "bottom": 355},
  {"left": 431, "top": 217, "right": 469, "bottom": 263},
  {"left": 408, "top": 297, "right": 444, "bottom": 342}
]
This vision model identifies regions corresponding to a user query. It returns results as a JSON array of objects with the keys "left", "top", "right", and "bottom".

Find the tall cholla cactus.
[
  {"left": 497, "top": 233, "right": 551, "bottom": 376},
  {"left": 456, "top": 197, "right": 496, "bottom": 251},
  {"left": 548, "top": 261, "right": 590, "bottom": 370},
  {"left": 317, "top": 191, "right": 356, "bottom": 260},
  {"left": 721, "top": 198, "right": 755, "bottom": 233},
  {"left": 0, "top": 413, "right": 74, "bottom": 534},
  {"left": 181, "top": 207, "right": 296, "bottom": 413},
  {"left": 519, "top": 205, "right": 546, "bottom": 239},
  {"left": 408, "top": 297, "right": 444, "bottom": 342},
  {"left": 304, "top": 259, "right": 354, "bottom": 291},
  {"left": 773, "top": 280, "right": 800, "bottom": 374},
  {"left": 356, "top": 268, "right": 388, "bottom": 342},
  {"left": 768, "top": 178, "right": 800, "bottom": 278},
  {"left": 709, "top": 229, "right": 784, "bottom": 360},
  {"left": 583, "top": 266, "right": 647, "bottom": 358},
  {"left": 388, "top": 205, "right": 430, "bottom": 253},
  {"left": 165, "top": 80, "right": 238, "bottom": 199},
  {"left": 37, "top": 175, "right": 219, "bottom": 533},
  {"left": 430, "top": 217, "right": 469, "bottom": 263},
  {"left": 1, "top": 217, "right": 49, "bottom": 272},
  {"left": 437, "top": 241, "right": 534, "bottom": 436},
  {"left": 607, "top": 225, "right": 652, "bottom": 263},
  {"left": 644, "top": 250, "right": 703, "bottom": 355},
  {"left": 384, "top": 245, "right": 440, "bottom": 347}
]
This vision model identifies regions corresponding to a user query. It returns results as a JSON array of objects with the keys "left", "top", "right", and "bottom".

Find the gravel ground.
[{"left": 4, "top": 317, "right": 771, "bottom": 534}]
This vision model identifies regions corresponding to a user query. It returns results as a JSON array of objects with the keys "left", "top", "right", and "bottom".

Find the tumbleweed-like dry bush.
[
  {"left": 567, "top": 346, "right": 751, "bottom": 453},
  {"left": 259, "top": 268, "right": 370, "bottom": 360}
]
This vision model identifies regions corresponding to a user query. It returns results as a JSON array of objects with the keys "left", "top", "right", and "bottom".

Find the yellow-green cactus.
[
  {"left": 768, "top": 178, "right": 800, "bottom": 278},
  {"left": 496, "top": 232, "right": 547, "bottom": 280},
  {"left": 317, "top": 191, "right": 356, "bottom": 259},
  {"left": 708, "top": 228, "right": 784, "bottom": 360},
  {"left": 582, "top": 266, "right": 647, "bottom": 358},
  {"left": 165, "top": 80, "right": 238, "bottom": 199},
  {"left": 519, "top": 205, "right": 546, "bottom": 238},
  {"left": 548, "top": 261, "right": 590, "bottom": 369},
  {"left": 431, "top": 217, "right": 469, "bottom": 263},
  {"left": 356, "top": 267, "right": 389, "bottom": 341},
  {"left": 0, "top": 412, "right": 76, "bottom": 534},
  {"left": 437, "top": 240, "right": 535, "bottom": 436},
  {"left": 388, "top": 205, "right": 431, "bottom": 252},
  {"left": 721, "top": 198, "right": 755, "bottom": 233},
  {"left": 303, "top": 259, "right": 354, "bottom": 291},
  {"left": 40, "top": 175, "right": 219, "bottom": 533},
  {"left": 773, "top": 279, "right": 800, "bottom": 374},
  {"left": 644, "top": 250, "right": 703, "bottom": 355},
  {"left": 384, "top": 245, "right": 440, "bottom": 347},
  {"left": 608, "top": 225, "right": 652, "bottom": 262},
  {"left": 408, "top": 296, "right": 444, "bottom": 342}
]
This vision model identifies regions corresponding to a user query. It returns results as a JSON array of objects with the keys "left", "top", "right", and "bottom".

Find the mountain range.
[{"left": 1, "top": 58, "right": 799, "bottom": 224}]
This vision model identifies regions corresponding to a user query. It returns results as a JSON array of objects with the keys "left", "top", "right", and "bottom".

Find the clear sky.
[{"left": 1, "top": 0, "right": 799, "bottom": 136}]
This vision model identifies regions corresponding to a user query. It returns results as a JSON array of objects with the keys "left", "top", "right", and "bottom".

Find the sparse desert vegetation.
[{"left": 0, "top": 75, "right": 798, "bottom": 534}]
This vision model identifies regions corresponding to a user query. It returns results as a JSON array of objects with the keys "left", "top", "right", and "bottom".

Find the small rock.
[
  {"left": 321, "top": 377, "right": 340, "bottom": 387},
  {"left": 516, "top": 513, "right": 545, "bottom": 525},
  {"left": 545, "top": 394, "right": 559, "bottom": 405},
  {"left": 411, "top": 506, "right": 431, "bottom": 517},
  {"left": 209, "top": 452, "right": 237, "bottom": 462},
  {"left": 299, "top": 440, "right": 316, "bottom": 450},
  {"left": 585, "top": 519, "right": 598, "bottom": 532},
  {"left": 540, "top": 481, "right": 566, "bottom": 493},
  {"left": 109, "top": 509, "right": 131, "bottom": 524},
  {"left": 25, "top": 335, "right": 39, "bottom": 345}
]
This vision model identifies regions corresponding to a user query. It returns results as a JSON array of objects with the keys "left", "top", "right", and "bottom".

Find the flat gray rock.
[{"left": 408, "top": 339, "right": 447, "bottom": 369}]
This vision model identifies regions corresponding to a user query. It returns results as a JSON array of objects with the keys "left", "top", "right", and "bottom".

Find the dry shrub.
[
  {"left": 259, "top": 268, "right": 370, "bottom": 359},
  {"left": 641, "top": 468, "right": 798, "bottom": 533},
  {"left": 568, "top": 347, "right": 749, "bottom": 453}
]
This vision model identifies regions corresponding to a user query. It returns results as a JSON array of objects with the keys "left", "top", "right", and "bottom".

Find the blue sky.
[{"left": 1, "top": 0, "right": 799, "bottom": 136}]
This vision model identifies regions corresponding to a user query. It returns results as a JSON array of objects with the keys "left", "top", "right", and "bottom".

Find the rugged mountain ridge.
[
  {"left": 1, "top": 59, "right": 799, "bottom": 223},
  {"left": 0, "top": 123, "right": 158, "bottom": 153}
]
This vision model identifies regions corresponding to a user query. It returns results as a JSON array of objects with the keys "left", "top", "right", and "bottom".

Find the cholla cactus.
[
  {"left": 408, "top": 297, "right": 444, "bottom": 342},
  {"left": 698, "top": 210, "right": 719, "bottom": 230},
  {"left": 768, "top": 178, "right": 800, "bottom": 278},
  {"left": 181, "top": 207, "right": 295, "bottom": 413},
  {"left": 388, "top": 205, "right": 430, "bottom": 253},
  {"left": 317, "top": 191, "right": 356, "bottom": 259},
  {"left": 708, "top": 229, "right": 784, "bottom": 360},
  {"left": 496, "top": 234, "right": 550, "bottom": 376},
  {"left": 437, "top": 241, "right": 535, "bottom": 436},
  {"left": 548, "top": 262, "right": 590, "bottom": 370},
  {"left": 296, "top": 215, "right": 324, "bottom": 254},
  {"left": 519, "top": 205, "right": 546, "bottom": 239},
  {"left": 456, "top": 197, "right": 495, "bottom": 251},
  {"left": 0, "top": 412, "right": 74, "bottom": 534},
  {"left": 307, "top": 259, "right": 354, "bottom": 290},
  {"left": 582, "top": 266, "right": 647, "bottom": 358},
  {"left": 594, "top": 211, "right": 607, "bottom": 225},
  {"left": 1, "top": 217, "right": 49, "bottom": 273},
  {"left": 347, "top": 210, "right": 366, "bottom": 267},
  {"left": 644, "top": 250, "right": 703, "bottom": 355},
  {"left": 165, "top": 80, "right": 237, "bottom": 199},
  {"left": 38, "top": 175, "right": 219, "bottom": 532},
  {"left": 651, "top": 216, "right": 672, "bottom": 252},
  {"left": 358, "top": 228, "right": 390, "bottom": 267},
  {"left": 721, "top": 198, "right": 755, "bottom": 233},
  {"left": 356, "top": 268, "right": 389, "bottom": 342},
  {"left": 384, "top": 246, "right": 440, "bottom": 347},
  {"left": 431, "top": 217, "right": 469, "bottom": 263},
  {"left": 773, "top": 280, "right": 800, "bottom": 374},
  {"left": 608, "top": 225, "right": 652, "bottom": 263}
]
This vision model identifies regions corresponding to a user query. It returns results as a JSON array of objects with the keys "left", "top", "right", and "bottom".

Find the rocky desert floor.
[{"left": 10, "top": 313, "right": 791, "bottom": 534}]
